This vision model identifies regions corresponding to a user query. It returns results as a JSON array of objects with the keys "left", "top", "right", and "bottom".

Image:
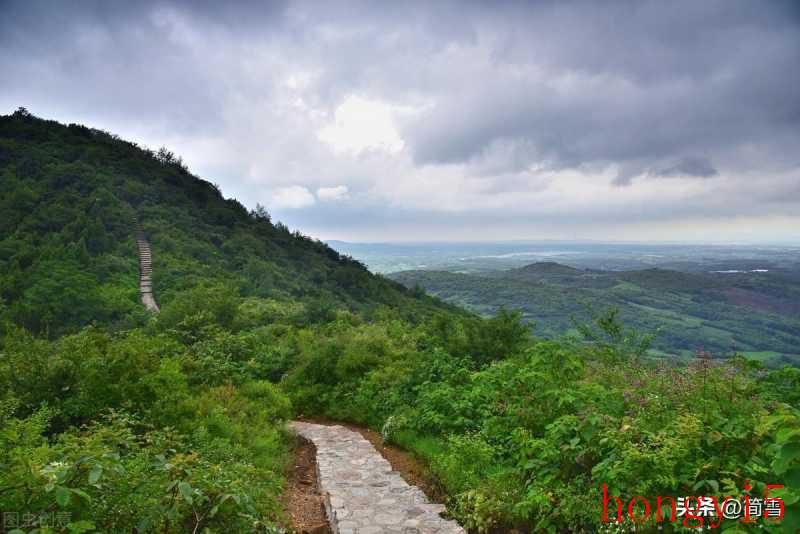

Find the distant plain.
[{"left": 331, "top": 241, "right": 800, "bottom": 366}]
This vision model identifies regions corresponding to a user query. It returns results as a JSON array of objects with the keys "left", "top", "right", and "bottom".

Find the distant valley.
[{"left": 385, "top": 258, "right": 800, "bottom": 366}]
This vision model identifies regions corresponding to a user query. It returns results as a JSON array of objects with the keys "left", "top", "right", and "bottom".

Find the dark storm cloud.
[
  {"left": 653, "top": 157, "right": 718, "bottom": 179},
  {"left": 0, "top": 0, "right": 288, "bottom": 134},
  {"left": 1, "top": 0, "right": 799, "bottom": 241},
  {"left": 400, "top": 1, "right": 800, "bottom": 180},
  {"left": 2, "top": 0, "right": 797, "bottom": 170}
]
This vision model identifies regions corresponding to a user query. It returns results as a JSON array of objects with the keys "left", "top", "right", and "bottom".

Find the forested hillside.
[
  {"left": 391, "top": 262, "right": 800, "bottom": 367},
  {"left": 0, "top": 109, "right": 453, "bottom": 532},
  {"left": 0, "top": 108, "right": 446, "bottom": 339},
  {"left": 1, "top": 110, "right": 799, "bottom": 532}
]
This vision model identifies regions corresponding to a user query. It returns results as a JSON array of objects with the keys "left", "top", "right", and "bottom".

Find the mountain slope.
[
  {"left": 0, "top": 110, "right": 467, "bottom": 532},
  {"left": 0, "top": 109, "right": 443, "bottom": 336}
]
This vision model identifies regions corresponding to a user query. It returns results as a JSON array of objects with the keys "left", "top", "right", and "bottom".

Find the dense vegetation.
[
  {"left": 286, "top": 311, "right": 800, "bottom": 532},
  {"left": 0, "top": 109, "right": 447, "bottom": 532},
  {"left": 391, "top": 262, "right": 800, "bottom": 367},
  {"left": 1, "top": 110, "right": 799, "bottom": 532}
]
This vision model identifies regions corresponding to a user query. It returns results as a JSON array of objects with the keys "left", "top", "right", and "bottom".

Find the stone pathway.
[
  {"left": 135, "top": 223, "right": 159, "bottom": 313},
  {"left": 292, "top": 422, "right": 465, "bottom": 534}
]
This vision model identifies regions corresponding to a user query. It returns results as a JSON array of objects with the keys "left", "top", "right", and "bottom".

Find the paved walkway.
[
  {"left": 135, "top": 223, "right": 159, "bottom": 313},
  {"left": 292, "top": 422, "right": 465, "bottom": 534}
]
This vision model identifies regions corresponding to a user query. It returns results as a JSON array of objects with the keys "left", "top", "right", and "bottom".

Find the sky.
[{"left": 2, "top": 0, "right": 799, "bottom": 243}]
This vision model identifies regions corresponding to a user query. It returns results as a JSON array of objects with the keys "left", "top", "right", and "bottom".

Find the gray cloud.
[
  {"left": 401, "top": 1, "right": 800, "bottom": 175},
  {"left": 1, "top": 0, "right": 799, "bottom": 242},
  {"left": 653, "top": 157, "right": 718, "bottom": 179}
]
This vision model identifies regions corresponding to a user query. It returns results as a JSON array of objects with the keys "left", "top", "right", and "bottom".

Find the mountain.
[
  {"left": 0, "top": 108, "right": 444, "bottom": 337},
  {"left": 391, "top": 262, "right": 800, "bottom": 366},
  {"left": 0, "top": 109, "right": 471, "bottom": 532}
]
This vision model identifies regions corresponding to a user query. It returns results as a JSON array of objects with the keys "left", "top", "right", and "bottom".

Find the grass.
[
  {"left": 390, "top": 430, "right": 449, "bottom": 464},
  {"left": 740, "top": 351, "right": 800, "bottom": 367},
  {"left": 741, "top": 351, "right": 787, "bottom": 361}
]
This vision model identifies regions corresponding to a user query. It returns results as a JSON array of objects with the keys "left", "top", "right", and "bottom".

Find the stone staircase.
[
  {"left": 292, "top": 422, "right": 465, "bottom": 534},
  {"left": 134, "top": 219, "right": 159, "bottom": 313}
]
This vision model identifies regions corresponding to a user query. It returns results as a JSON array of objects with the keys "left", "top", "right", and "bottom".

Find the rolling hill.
[{"left": 391, "top": 261, "right": 800, "bottom": 365}]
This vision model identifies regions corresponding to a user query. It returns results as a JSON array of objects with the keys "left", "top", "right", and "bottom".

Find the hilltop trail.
[
  {"left": 134, "top": 221, "right": 159, "bottom": 313},
  {"left": 292, "top": 422, "right": 465, "bottom": 534}
]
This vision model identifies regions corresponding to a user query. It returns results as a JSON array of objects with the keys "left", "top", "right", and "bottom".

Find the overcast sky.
[{"left": 2, "top": 0, "right": 799, "bottom": 243}]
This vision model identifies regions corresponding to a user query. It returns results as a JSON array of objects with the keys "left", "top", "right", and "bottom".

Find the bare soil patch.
[{"left": 283, "top": 434, "right": 331, "bottom": 534}]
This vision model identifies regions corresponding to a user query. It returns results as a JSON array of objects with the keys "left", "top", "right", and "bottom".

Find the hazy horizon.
[{"left": 327, "top": 238, "right": 800, "bottom": 246}]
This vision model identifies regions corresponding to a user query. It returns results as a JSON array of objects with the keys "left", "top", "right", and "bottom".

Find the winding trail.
[
  {"left": 135, "top": 222, "right": 159, "bottom": 313},
  {"left": 292, "top": 422, "right": 465, "bottom": 534}
]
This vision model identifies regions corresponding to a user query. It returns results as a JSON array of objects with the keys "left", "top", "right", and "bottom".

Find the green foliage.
[
  {"left": 285, "top": 311, "right": 800, "bottom": 531},
  {"left": 1, "top": 408, "right": 288, "bottom": 533},
  {"left": 0, "top": 313, "right": 293, "bottom": 531},
  {"left": 575, "top": 307, "right": 656, "bottom": 363}
]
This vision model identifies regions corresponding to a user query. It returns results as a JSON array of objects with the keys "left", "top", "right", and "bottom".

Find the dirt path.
[{"left": 284, "top": 434, "right": 331, "bottom": 534}]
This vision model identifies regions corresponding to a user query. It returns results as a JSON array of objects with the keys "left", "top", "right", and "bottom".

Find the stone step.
[
  {"left": 134, "top": 225, "right": 159, "bottom": 313},
  {"left": 292, "top": 422, "right": 465, "bottom": 534}
]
